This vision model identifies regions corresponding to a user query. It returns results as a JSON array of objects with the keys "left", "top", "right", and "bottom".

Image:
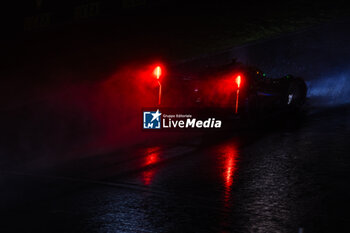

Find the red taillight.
[
  {"left": 235, "top": 75, "right": 241, "bottom": 88},
  {"left": 153, "top": 65, "right": 163, "bottom": 105},
  {"left": 234, "top": 75, "right": 242, "bottom": 114},
  {"left": 153, "top": 66, "right": 162, "bottom": 80}
]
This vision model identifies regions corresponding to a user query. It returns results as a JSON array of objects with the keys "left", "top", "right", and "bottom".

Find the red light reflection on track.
[
  {"left": 141, "top": 146, "right": 161, "bottom": 185},
  {"left": 219, "top": 144, "right": 238, "bottom": 206}
]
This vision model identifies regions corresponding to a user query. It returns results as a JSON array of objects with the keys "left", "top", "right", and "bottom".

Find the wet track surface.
[{"left": 1, "top": 104, "right": 350, "bottom": 233}]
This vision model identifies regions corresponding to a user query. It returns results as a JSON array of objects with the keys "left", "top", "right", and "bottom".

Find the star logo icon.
[
  {"left": 150, "top": 109, "right": 162, "bottom": 122},
  {"left": 143, "top": 109, "right": 162, "bottom": 129}
]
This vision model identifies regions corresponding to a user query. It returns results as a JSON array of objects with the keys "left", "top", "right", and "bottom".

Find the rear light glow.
[
  {"left": 235, "top": 75, "right": 241, "bottom": 88},
  {"left": 153, "top": 65, "right": 163, "bottom": 105},
  {"left": 153, "top": 66, "right": 162, "bottom": 80},
  {"left": 234, "top": 75, "right": 242, "bottom": 114}
]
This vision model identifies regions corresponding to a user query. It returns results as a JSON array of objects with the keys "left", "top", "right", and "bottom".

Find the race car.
[{"left": 149, "top": 60, "right": 307, "bottom": 121}]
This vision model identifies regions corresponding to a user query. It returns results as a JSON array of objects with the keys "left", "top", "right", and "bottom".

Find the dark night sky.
[{"left": 1, "top": 0, "right": 348, "bottom": 85}]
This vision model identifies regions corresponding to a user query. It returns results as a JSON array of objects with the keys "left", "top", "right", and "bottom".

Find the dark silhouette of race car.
[
  {"left": 144, "top": 60, "right": 307, "bottom": 131},
  {"left": 152, "top": 61, "right": 307, "bottom": 118}
]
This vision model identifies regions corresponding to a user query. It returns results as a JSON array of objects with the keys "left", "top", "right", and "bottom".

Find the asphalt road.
[{"left": 1, "top": 104, "right": 350, "bottom": 233}]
